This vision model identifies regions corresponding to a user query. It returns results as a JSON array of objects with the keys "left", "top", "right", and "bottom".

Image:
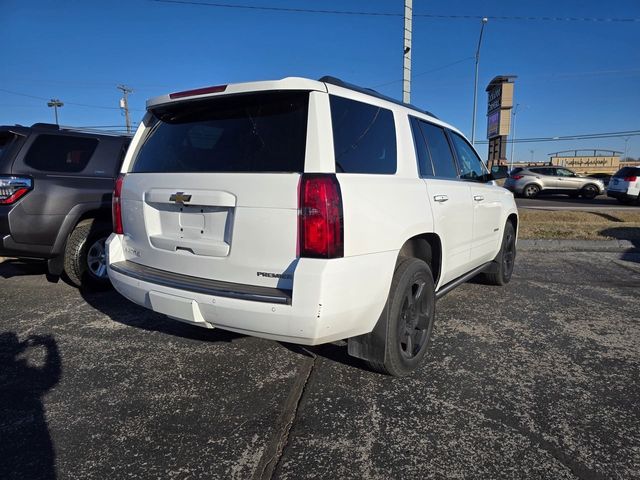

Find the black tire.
[
  {"left": 63, "top": 219, "right": 112, "bottom": 289},
  {"left": 580, "top": 184, "right": 599, "bottom": 199},
  {"left": 522, "top": 184, "right": 540, "bottom": 198},
  {"left": 361, "top": 258, "right": 436, "bottom": 377},
  {"left": 482, "top": 221, "right": 516, "bottom": 286}
]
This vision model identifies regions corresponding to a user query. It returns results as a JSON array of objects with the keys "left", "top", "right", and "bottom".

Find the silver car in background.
[{"left": 504, "top": 166, "right": 605, "bottom": 199}]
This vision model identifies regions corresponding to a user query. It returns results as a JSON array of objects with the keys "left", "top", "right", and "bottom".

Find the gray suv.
[
  {"left": 0, "top": 123, "right": 130, "bottom": 287},
  {"left": 504, "top": 166, "right": 605, "bottom": 199}
]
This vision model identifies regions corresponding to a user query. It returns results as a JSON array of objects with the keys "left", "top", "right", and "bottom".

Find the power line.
[
  {"left": 151, "top": 0, "right": 640, "bottom": 22},
  {"left": 475, "top": 130, "right": 640, "bottom": 144},
  {"left": 373, "top": 56, "right": 474, "bottom": 88},
  {"left": 0, "top": 88, "right": 143, "bottom": 111}
]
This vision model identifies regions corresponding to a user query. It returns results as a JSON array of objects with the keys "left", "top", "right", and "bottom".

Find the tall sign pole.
[
  {"left": 402, "top": 0, "right": 413, "bottom": 104},
  {"left": 485, "top": 76, "right": 517, "bottom": 169},
  {"left": 471, "top": 18, "right": 488, "bottom": 145}
]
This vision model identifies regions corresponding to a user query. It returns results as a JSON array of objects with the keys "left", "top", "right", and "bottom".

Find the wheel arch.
[
  {"left": 47, "top": 202, "right": 112, "bottom": 275},
  {"left": 397, "top": 233, "right": 442, "bottom": 286}
]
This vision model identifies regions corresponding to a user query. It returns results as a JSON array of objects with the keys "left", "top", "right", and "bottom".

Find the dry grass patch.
[{"left": 518, "top": 209, "right": 640, "bottom": 240}]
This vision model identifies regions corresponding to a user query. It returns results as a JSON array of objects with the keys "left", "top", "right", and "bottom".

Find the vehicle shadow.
[
  {"left": 81, "top": 288, "right": 373, "bottom": 370},
  {"left": 0, "top": 258, "right": 48, "bottom": 279},
  {"left": 600, "top": 227, "right": 640, "bottom": 263},
  {"left": 278, "top": 340, "right": 368, "bottom": 370},
  {"left": 0, "top": 332, "right": 61, "bottom": 480},
  {"left": 80, "top": 289, "right": 244, "bottom": 343}
]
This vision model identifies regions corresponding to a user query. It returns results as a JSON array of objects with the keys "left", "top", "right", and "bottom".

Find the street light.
[
  {"left": 509, "top": 103, "right": 520, "bottom": 171},
  {"left": 47, "top": 99, "right": 64, "bottom": 125},
  {"left": 471, "top": 17, "right": 488, "bottom": 145}
]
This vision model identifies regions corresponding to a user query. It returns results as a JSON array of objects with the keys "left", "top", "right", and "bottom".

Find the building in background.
[
  {"left": 514, "top": 149, "right": 623, "bottom": 175},
  {"left": 548, "top": 150, "right": 622, "bottom": 175}
]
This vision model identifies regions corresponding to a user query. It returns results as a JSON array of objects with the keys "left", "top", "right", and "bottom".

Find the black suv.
[{"left": 0, "top": 123, "right": 130, "bottom": 287}]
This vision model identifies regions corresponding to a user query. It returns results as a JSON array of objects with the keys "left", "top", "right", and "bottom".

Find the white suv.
[
  {"left": 107, "top": 76, "right": 518, "bottom": 376},
  {"left": 607, "top": 165, "right": 640, "bottom": 204}
]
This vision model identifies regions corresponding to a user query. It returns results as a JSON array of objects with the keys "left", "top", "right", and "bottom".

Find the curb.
[{"left": 518, "top": 239, "right": 639, "bottom": 252}]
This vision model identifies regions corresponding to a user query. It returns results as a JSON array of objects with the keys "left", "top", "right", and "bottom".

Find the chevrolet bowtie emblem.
[{"left": 169, "top": 192, "right": 192, "bottom": 204}]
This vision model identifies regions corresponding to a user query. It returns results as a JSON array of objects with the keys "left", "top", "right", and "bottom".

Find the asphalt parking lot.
[{"left": 1, "top": 250, "right": 639, "bottom": 480}]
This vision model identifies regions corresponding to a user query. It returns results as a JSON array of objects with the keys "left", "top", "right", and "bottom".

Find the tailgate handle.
[{"left": 146, "top": 190, "right": 236, "bottom": 207}]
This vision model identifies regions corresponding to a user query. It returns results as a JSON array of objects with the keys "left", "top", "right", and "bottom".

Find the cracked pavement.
[{"left": 1, "top": 250, "right": 639, "bottom": 479}]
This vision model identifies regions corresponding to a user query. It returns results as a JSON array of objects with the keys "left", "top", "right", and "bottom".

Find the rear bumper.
[
  {"left": 106, "top": 234, "right": 396, "bottom": 345},
  {"left": 502, "top": 181, "right": 524, "bottom": 194},
  {"left": 0, "top": 234, "right": 55, "bottom": 259},
  {"left": 607, "top": 190, "right": 635, "bottom": 201},
  {"left": 0, "top": 206, "right": 55, "bottom": 259}
]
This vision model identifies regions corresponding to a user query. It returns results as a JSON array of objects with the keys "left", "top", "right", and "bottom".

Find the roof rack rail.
[
  {"left": 318, "top": 76, "right": 438, "bottom": 119},
  {"left": 31, "top": 122, "right": 60, "bottom": 130}
]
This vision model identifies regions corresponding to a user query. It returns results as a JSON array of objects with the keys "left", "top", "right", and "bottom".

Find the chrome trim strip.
[{"left": 110, "top": 261, "right": 292, "bottom": 305}]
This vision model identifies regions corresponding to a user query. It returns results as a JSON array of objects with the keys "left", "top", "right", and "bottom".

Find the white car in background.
[
  {"left": 607, "top": 166, "right": 640, "bottom": 204},
  {"left": 107, "top": 76, "right": 518, "bottom": 376}
]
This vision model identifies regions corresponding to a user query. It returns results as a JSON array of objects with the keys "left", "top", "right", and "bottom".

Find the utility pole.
[
  {"left": 47, "top": 99, "right": 64, "bottom": 125},
  {"left": 509, "top": 103, "right": 520, "bottom": 170},
  {"left": 402, "top": 0, "right": 413, "bottom": 104},
  {"left": 117, "top": 85, "right": 134, "bottom": 134},
  {"left": 471, "top": 17, "right": 488, "bottom": 145}
]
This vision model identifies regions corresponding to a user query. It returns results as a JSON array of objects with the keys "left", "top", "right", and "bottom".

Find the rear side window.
[
  {"left": 417, "top": 121, "right": 458, "bottom": 178},
  {"left": 24, "top": 134, "right": 98, "bottom": 173},
  {"left": 132, "top": 91, "right": 309, "bottom": 173},
  {"left": 330, "top": 96, "right": 396, "bottom": 174},
  {"left": 449, "top": 132, "right": 487, "bottom": 181},
  {"left": 531, "top": 167, "right": 553, "bottom": 176},
  {"left": 0, "top": 133, "right": 17, "bottom": 159},
  {"left": 614, "top": 166, "right": 640, "bottom": 177}
]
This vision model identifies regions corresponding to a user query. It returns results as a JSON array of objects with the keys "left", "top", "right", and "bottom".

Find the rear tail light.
[
  {"left": 0, "top": 176, "right": 33, "bottom": 205},
  {"left": 112, "top": 173, "right": 125, "bottom": 234},
  {"left": 511, "top": 175, "right": 524, "bottom": 180},
  {"left": 623, "top": 176, "right": 637, "bottom": 182},
  {"left": 169, "top": 85, "right": 227, "bottom": 99},
  {"left": 299, "top": 174, "right": 344, "bottom": 258}
]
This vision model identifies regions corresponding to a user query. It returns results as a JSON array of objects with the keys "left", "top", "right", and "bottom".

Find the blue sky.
[{"left": 1, "top": 0, "right": 639, "bottom": 160}]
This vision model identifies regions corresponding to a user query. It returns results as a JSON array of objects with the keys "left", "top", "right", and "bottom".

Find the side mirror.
[{"left": 490, "top": 165, "right": 509, "bottom": 180}]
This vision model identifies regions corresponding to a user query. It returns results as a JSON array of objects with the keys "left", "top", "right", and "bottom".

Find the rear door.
[
  {"left": 120, "top": 91, "right": 310, "bottom": 291},
  {"left": 448, "top": 131, "right": 503, "bottom": 264},
  {"left": 410, "top": 118, "right": 474, "bottom": 284},
  {"left": 529, "top": 167, "right": 555, "bottom": 189}
]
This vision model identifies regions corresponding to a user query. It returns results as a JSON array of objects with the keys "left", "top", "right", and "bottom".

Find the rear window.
[
  {"left": 0, "top": 133, "right": 17, "bottom": 159},
  {"left": 614, "top": 166, "right": 640, "bottom": 177},
  {"left": 531, "top": 167, "right": 553, "bottom": 176},
  {"left": 24, "top": 134, "right": 98, "bottom": 173},
  {"left": 330, "top": 96, "right": 397, "bottom": 174},
  {"left": 131, "top": 91, "right": 309, "bottom": 173}
]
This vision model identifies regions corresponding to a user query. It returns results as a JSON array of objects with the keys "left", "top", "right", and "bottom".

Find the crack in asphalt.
[{"left": 254, "top": 353, "right": 316, "bottom": 480}]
